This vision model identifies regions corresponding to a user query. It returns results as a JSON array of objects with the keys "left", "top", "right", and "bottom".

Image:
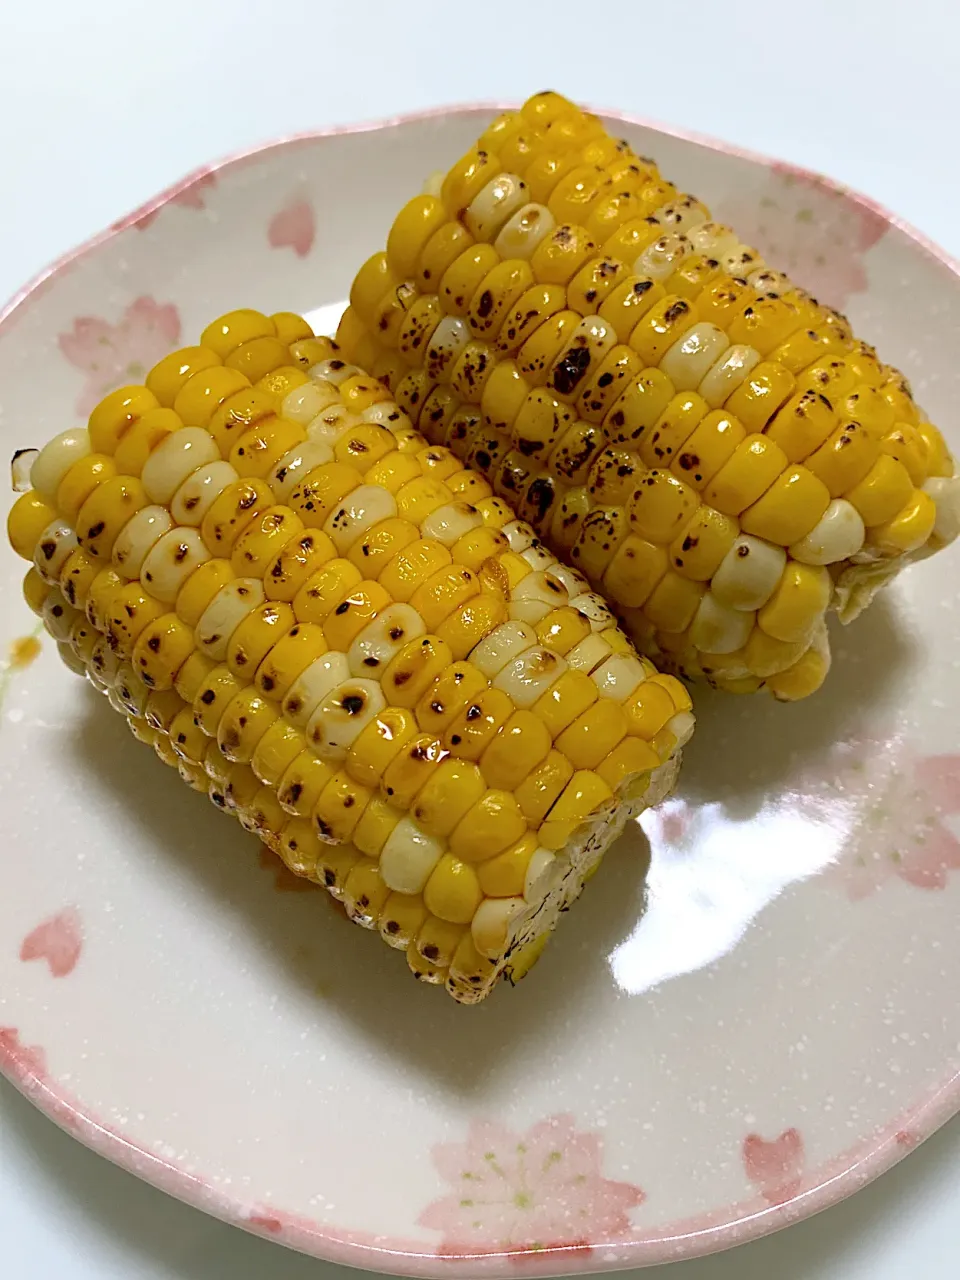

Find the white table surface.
[{"left": 1, "top": 1, "right": 958, "bottom": 1275}]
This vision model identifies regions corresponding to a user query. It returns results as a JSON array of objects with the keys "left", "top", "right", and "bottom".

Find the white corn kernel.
[
  {"left": 471, "top": 896, "right": 525, "bottom": 959},
  {"left": 788, "top": 498, "right": 866, "bottom": 565},
  {"left": 140, "top": 527, "right": 210, "bottom": 603},
  {"left": 493, "top": 646, "right": 567, "bottom": 707},
  {"left": 196, "top": 578, "right": 265, "bottom": 660},
  {"left": 565, "top": 632, "right": 614, "bottom": 673},
  {"left": 111, "top": 505, "right": 174, "bottom": 579},
  {"left": 698, "top": 344, "right": 761, "bottom": 409},
  {"left": 508, "top": 570, "right": 569, "bottom": 624},
  {"left": 592, "top": 653, "right": 647, "bottom": 700},
  {"left": 281, "top": 380, "right": 340, "bottom": 424},
  {"left": 281, "top": 651, "right": 351, "bottom": 727},
  {"left": 660, "top": 322, "right": 730, "bottom": 392},
  {"left": 464, "top": 173, "right": 529, "bottom": 241},
  {"left": 379, "top": 818, "right": 445, "bottom": 894},
  {"left": 30, "top": 428, "right": 91, "bottom": 500},
  {"left": 348, "top": 604, "right": 425, "bottom": 677},
  {"left": 170, "top": 460, "right": 239, "bottom": 527},
  {"left": 690, "top": 592, "right": 754, "bottom": 654},
  {"left": 494, "top": 203, "right": 556, "bottom": 259},
  {"left": 524, "top": 847, "right": 557, "bottom": 903},
  {"left": 306, "top": 678, "right": 386, "bottom": 761},
  {"left": 711, "top": 535, "right": 786, "bottom": 610},
  {"left": 141, "top": 428, "right": 220, "bottom": 505},
  {"left": 324, "top": 484, "right": 398, "bottom": 554},
  {"left": 34, "top": 520, "right": 78, "bottom": 585},
  {"left": 268, "top": 441, "right": 334, "bottom": 504},
  {"left": 422, "top": 502, "right": 484, "bottom": 547},
  {"left": 470, "top": 621, "right": 537, "bottom": 678}
]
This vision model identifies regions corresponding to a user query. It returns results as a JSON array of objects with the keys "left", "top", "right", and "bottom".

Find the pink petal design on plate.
[
  {"left": 124, "top": 171, "right": 218, "bottom": 230},
  {"left": 419, "top": 1112, "right": 644, "bottom": 1255},
  {"left": 715, "top": 166, "right": 888, "bottom": 308},
  {"left": 791, "top": 734, "right": 960, "bottom": 899},
  {"left": 268, "top": 198, "right": 316, "bottom": 258},
  {"left": 58, "top": 296, "right": 181, "bottom": 415},
  {"left": 19, "top": 907, "right": 83, "bottom": 977},
  {"left": 742, "top": 1129, "right": 805, "bottom": 1206}
]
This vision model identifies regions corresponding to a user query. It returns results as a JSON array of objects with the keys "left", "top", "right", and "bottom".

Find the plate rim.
[{"left": 2, "top": 101, "right": 959, "bottom": 1274}]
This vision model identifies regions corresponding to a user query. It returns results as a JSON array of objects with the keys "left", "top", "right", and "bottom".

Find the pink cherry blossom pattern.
[
  {"left": 792, "top": 734, "right": 960, "bottom": 899},
  {"left": 123, "top": 171, "right": 218, "bottom": 231},
  {"left": 418, "top": 1113, "right": 644, "bottom": 1257},
  {"left": 713, "top": 167, "right": 888, "bottom": 308},
  {"left": 59, "top": 296, "right": 181, "bottom": 416},
  {"left": 19, "top": 907, "right": 83, "bottom": 977},
  {"left": 742, "top": 1128, "right": 805, "bottom": 1206},
  {"left": 268, "top": 197, "right": 316, "bottom": 258}
]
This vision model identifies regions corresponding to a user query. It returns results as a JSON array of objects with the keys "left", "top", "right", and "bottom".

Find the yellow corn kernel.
[
  {"left": 765, "top": 389, "right": 838, "bottom": 462},
  {"left": 251, "top": 718, "right": 304, "bottom": 788},
  {"left": 480, "top": 710, "right": 552, "bottom": 788},
  {"left": 538, "top": 770, "right": 614, "bottom": 850},
  {"left": 323, "top": 580, "right": 392, "bottom": 651},
  {"left": 225, "top": 336, "right": 290, "bottom": 385},
  {"left": 843, "top": 453, "right": 914, "bottom": 526},
  {"left": 766, "top": 645, "right": 829, "bottom": 701},
  {"left": 532, "top": 668, "right": 598, "bottom": 737},
  {"left": 629, "top": 296, "right": 699, "bottom": 366},
  {"left": 628, "top": 471, "right": 698, "bottom": 544},
  {"left": 880, "top": 423, "right": 928, "bottom": 486},
  {"left": 440, "top": 244, "right": 501, "bottom": 317},
  {"left": 217, "top": 687, "right": 278, "bottom": 763},
  {"left": 703, "top": 434, "right": 788, "bottom": 517},
  {"left": 869, "top": 488, "right": 936, "bottom": 553},
  {"left": 173, "top": 366, "right": 251, "bottom": 429},
  {"left": 514, "top": 749, "right": 574, "bottom": 826},
  {"left": 596, "top": 736, "right": 659, "bottom": 791},
  {"left": 668, "top": 506, "right": 738, "bottom": 581},
  {"left": 315, "top": 842, "right": 361, "bottom": 900},
  {"left": 201, "top": 309, "right": 275, "bottom": 359},
  {"left": 88, "top": 385, "right": 160, "bottom": 454},
  {"left": 382, "top": 635, "right": 453, "bottom": 709},
  {"left": 529, "top": 222, "right": 598, "bottom": 286},
  {"left": 56, "top": 454, "right": 118, "bottom": 523},
  {"left": 555, "top": 698, "right": 627, "bottom": 769},
  {"left": 757, "top": 562, "right": 831, "bottom": 643},
  {"left": 423, "top": 854, "right": 483, "bottom": 924},
  {"left": 449, "top": 789, "right": 527, "bottom": 862},
  {"left": 437, "top": 593, "right": 508, "bottom": 660},
  {"left": 287, "top": 462, "right": 365, "bottom": 530},
  {"left": 415, "top": 916, "right": 465, "bottom": 968},
  {"left": 442, "top": 687, "right": 514, "bottom": 760},
  {"left": 644, "top": 571, "right": 704, "bottom": 633},
  {"left": 623, "top": 679, "right": 676, "bottom": 739},
  {"left": 601, "top": 535, "right": 668, "bottom": 608},
  {"left": 342, "top": 859, "right": 390, "bottom": 925},
  {"left": 805, "top": 422, "right": 880, "bottom": 496},
  {"left": 536, "top": 605, "right": 592, "bottom": 655},
  {"left": 206, "top": 388, "right": 276, "bottom": 455},
  {"left": 200, "top": 478, "right": 274, "bottom": 554},
  {"left": 917, "top": 421, "right": 952, "bottom": 478},
  {"left": 7, "top": 492, "right": 56, "bottom": 559},
  {"left": 411, "top": 757, "right": 486, "bottom": 838},
  {"left": 113, "top": 407, "right": 183, "bottom": 476},
  {"left": 670, "top": 410, "right": 745, "bottom": 491},
  {"left": 131, "top": 613, "right": 195, "bottom": 690},
  {"left": 349, "top": 796, "right": 399, "bottom": 859},
  {"left": 743, "top": 628, "right": 809, "bottom": 679},
  {"left": 346, "top": 706, "right": 419, "bottom": 789},
  {"left": 724, "top": 361, "right": 796, "bottom": 432},
  {"left": 378, "top": 539, "right": 451, "bottom": 603},
  {"left": 477, "top": 832, "right": 539, "bottom": 897},
  {"left": 314, "top": 770, "right": 371, "bottom": 843},
  {"left": 739, "top": 465, "right": 831, "bottom": 545},
  {"left": 378, "top": 891, "right": 428, "bottom": 949}
]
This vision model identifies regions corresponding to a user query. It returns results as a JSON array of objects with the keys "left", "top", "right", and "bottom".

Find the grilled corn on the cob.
[
  {"left": 8, "top": 307, "right": 691, "bottom": 1002},
  {"left": 336, "top": 92, "right": 960, "bottom": 699}
]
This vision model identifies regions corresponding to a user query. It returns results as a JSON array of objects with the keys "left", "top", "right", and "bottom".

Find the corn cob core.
[
  {"left": 336, "top": 91, "right": 960, "bottom": 699},
  {"left": 8, "top": 307, "right": 691, "bottom": 1002}
]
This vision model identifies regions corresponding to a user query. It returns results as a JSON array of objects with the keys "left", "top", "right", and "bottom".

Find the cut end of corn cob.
[
  {"left": 336, "top": 91, "right": 960, "bottom": 700},
  {"left": 9, "top": 305, "right": 691, "bottom": 1004}
]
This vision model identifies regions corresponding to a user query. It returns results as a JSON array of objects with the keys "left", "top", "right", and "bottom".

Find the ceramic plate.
[{"left": 1, "top": 105, "right": 958, "bottom": 1275}]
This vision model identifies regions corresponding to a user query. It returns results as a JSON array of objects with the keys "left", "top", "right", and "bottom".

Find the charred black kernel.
[
  {"left": 342, "top": 694, "right": 365, "bottom": 714},
  {"left": 476, "top": 290, "right": 493, "bottom": 318},
  {"left": 147, "top": 635, "right": 161, "bottom": 652},
  {"left": 363, "top": 656, "right": 379, "bottom": 668},
  {"left": 335, "top": 600, "right": 351, "bottom": 615},
  {"left": 551, "top": 346, "right": 591, "bottom": 395},
  {"left": 259, "top": 674, "right": 275, "bottom": 691},
  {"left": 465, "top": 704, "right": 481, "bottom": 721},
  {"left": 450, "top": 734, "right": 461, "bottom": 745},
  {"left": 422, "top": 944, "right": 440, "bottom": 961},
  {"left": 678, "top": 453, "right": 698, "bottom": 471}
]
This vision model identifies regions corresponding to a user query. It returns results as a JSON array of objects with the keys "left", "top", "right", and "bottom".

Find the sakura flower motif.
[
  {"left": 19, "top": 907, "right": 83, "bottom": 977},
  {"left": 419, "top": 1113, "right": 644, "bottom": 1256},
  {"left": 714, "top": 167, "right": 888, "bottom": 307},
  {"left": 268, "top": 197, "right": 316, "bottom": 258},
  {"left": 793, "top": 734, "right": 960, "bottom": 899},
  {"left": 58, "top": 296, "right": 181, "bottom": 415},
  {"left": 120, "top": 171, "right": 217, "bottom": 231},
  {"left": 742, "top": 1128, "right": 805, "bottom": 1205}
]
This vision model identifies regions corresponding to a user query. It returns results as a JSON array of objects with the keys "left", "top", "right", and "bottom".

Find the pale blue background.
[{"left": 1, "top": 1, "right": 958, "bottom": 1275}]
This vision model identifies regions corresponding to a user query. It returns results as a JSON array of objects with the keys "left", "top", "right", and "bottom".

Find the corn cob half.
[
  {"left": 8, "top": 307, "right": 690, "bottom": 1002},
  {"left": 336, "top": 92, "right": 960, "bottom": 699}
]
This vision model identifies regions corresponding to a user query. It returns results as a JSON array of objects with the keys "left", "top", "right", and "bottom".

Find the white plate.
[{"left": 1, "top": 105, "right": 959, "bottom": 1274}]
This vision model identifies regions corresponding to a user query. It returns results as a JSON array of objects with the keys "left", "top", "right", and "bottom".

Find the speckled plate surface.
[{"left": 1, "top": 105, "right": 959, "bottom": 1275}]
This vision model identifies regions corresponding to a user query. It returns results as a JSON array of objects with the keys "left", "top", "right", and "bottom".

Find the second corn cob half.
[
  {"left": 8, "top": 307, "right": 691, "bottom": 1003},
  {"left": 336, "top": 92, "right": 960, "bottom": 699}
]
